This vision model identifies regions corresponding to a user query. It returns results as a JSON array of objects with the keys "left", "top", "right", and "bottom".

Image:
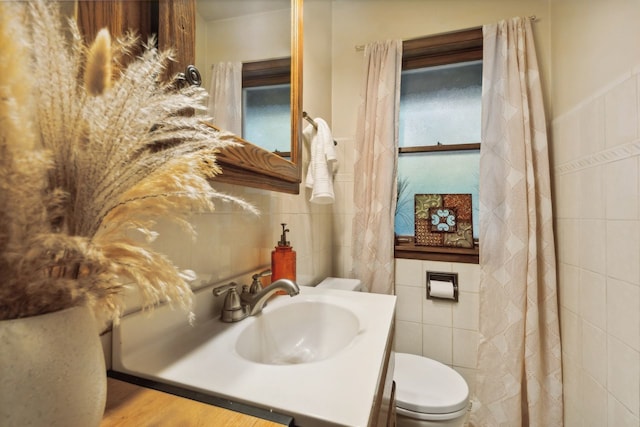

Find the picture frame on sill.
[{"left": 414, "top": 194, "right": 473, "bottom": 248}]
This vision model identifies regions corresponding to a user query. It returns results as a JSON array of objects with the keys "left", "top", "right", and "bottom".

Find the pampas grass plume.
[
  {"left": 0, "top": 1, "right": 256, "bottom": 321},
  {"left": 84, "top": 28, "right": 112, "bottom": 95}
]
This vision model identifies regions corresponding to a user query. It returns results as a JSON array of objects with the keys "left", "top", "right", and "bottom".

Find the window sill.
[{"left": 394, "top": 243, "right": 479, "bottom": 264}]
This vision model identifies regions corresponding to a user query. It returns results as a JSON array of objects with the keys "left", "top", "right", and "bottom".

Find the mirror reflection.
[{"left": 195, "top": 0, "right": 293, "bottom": 157}]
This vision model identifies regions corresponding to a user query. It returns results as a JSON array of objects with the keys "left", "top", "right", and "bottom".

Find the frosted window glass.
[
  {"left": 395, "top": 60, "right": 482, "bottom": 240},
  {"left": 399, "top": 61, "right": 482, "bottom": 147},
  {"left": 242, "top": 83, "right": 291, "bottom": 154},
  {"left": 395, "top": 150, "right": 480, "bottom": 237}
]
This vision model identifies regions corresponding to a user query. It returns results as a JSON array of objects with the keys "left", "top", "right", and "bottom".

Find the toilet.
[{"left": 315, "top": 277, "right": 471, "bottom": 427}]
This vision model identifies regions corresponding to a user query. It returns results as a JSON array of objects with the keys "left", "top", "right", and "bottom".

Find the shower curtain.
[
  {"left": 472, "top": 17, "right": 563, "bottom": 426},
  {"left": 351, "top": 40, "right": 402, "bottom": 295},
  {"left": 207, "top": 62, "right": 242, "bottom": 136}
]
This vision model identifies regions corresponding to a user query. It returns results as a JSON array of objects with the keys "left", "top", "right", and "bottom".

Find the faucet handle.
[
  {"left": 250, "top": 269, "right": 272, "bottom": 294},
  {"left": 252, "top": 269, "right": 272, "bottom": 280},
  {"left": 213, "top": 282, "right": 238, "bottom": 297},
  {"left": 212, "top": 282, "right": 249, "bottom": 323}
]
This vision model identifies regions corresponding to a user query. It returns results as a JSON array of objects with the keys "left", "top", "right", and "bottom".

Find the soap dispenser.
[{"left": 271, "top": 223, "right": 296, "bottom": 284}]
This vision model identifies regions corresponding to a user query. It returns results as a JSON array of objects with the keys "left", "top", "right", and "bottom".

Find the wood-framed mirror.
[
  {"left": 195, "top": 0, "right": 303, "bottom": 194},
  {"left": 76, "top": 0, "right": 303, "bottom": 194}
]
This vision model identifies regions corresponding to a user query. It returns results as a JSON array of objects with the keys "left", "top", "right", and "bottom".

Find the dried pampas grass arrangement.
[{"left": 0, "top": 1, "right": 255, "bottom": 321}]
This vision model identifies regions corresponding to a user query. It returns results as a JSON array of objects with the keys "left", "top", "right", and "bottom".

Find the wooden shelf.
[{"left": 395, "top": 243, "right": 479, "bottom": 264}]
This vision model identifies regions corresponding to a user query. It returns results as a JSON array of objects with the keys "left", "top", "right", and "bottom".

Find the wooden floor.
[{"left": 100, "top": 378, "right": 285, "bottom": 426}]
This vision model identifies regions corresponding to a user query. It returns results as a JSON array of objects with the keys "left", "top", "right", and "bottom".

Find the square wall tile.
[
  {"left": 579, "top": 166, "right": 604, "bottom": 220},
  {"left": 579, "top": 95, "right": 606, "bottom": 158},
  {"left": 150, "top": 218, "right": 193, "bottom": 269},
  {"left": 422, "top": 324, "right": 452, "bottom": 365},
  {"left": 607, "top": 278, "right": 640, "bottom": 351},
  {"left": 561, "top": 307, "right": 582, "bottom": 365},
  {"left": 563, "top": 398, "right": 581, "bottom": 427},
  {"left": 556, "top": 219, "right": 580, "bottom": 266},
  {"left": 452, "top": 292, "right": 479, "bottom": 331},
  {"left": 343, "top": 176, "right": 355, "bottom": 216},
  {"left": 579, "top": 219, "right": 606, "bottom": 274},
  {"left": 605, "top": 158, "right": 639, "bottom": 220},
  {"left": 452, "top": 328, "right": 478, "bottom": 369},
  {"left": 395, "top": 285, "right": 422, "bottom": 323},
  {"left": 581, "top": 320, "right": 607, "bottom": 386},
  {"left": 606, "top": 220, "right": 640, "bottom": 285},
  {"left": 550, "top": 112, "right": 579, "bottom": 166},
  {"left": 558, "top": 173, "right": 581, "bottom": 220},
  {"left": 559, "top": 263, "right": 580, "bottom": 314},
  {"left": 607, "top": 336, "right": 640, "bottom": 417},
  {"left": 422, "top": 260, "right": 454, "bottom": 276},
  {"left": 605, "top": 76, "right": 638, "bottom": 148},
  {"left": 581, "top": 374, "right": 608, "bottom": 427},
  {"left": 455, "top": 263, "right": 481, "bottom": 293},
  {"left": 333, "top": 213, "right": 352, "bottom": 249},
  {"left": 422, "top": 298, "right": 452, "bottom": 328},
  {"left": 394, "top": 320, "right": 422, "bottom": 355},
  {"left": 608, "top": 393, "right": 640, "bottom": 427},
  {"left": 579, "top": 269, "right": 606, "bottom": 329},
  {"left": 332, "top": 180, "right": 350, "bottom": 215},
  {"left": 395, "top": 258, "right": 423, "bottom": 287},
  {"left": 562, "top": 359, "right": 583, "bottom": 425}
]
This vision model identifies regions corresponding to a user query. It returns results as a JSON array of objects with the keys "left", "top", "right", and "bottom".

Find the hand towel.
[{"left": 303, "top": 118, "right": 337, "bottom": 204}]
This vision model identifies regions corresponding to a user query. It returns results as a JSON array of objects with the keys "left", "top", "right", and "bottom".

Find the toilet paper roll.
[{"left": 429, "top": 279, "right": 455, "bottom": 299}]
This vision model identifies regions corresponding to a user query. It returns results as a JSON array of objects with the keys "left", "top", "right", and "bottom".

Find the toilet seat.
[
  {"left": 394, "top": 352, "right": 469, "bottom": 417},
  {"left": 396, "top": 404, "right": 469, "bottom": 421}
]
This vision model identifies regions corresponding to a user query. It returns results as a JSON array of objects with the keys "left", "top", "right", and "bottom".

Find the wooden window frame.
[
  {"left": 242, "top": 57, "right": 291, "bottom": 88},
  {"left": 394, "top": 27, "right": 482, "bottom": 264}
]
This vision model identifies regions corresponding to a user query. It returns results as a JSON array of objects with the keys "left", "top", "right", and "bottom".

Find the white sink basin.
[
  {"left": 113, "top": 283, "right": 396, "bottom": 427},
  {"left": 236, "top": 301, "right": 360, "bottom": 365}
]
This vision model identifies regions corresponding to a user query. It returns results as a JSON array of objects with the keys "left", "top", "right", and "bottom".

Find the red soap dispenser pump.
[{"left": 271, "top": 223, "right": 296, "bottom": 284}]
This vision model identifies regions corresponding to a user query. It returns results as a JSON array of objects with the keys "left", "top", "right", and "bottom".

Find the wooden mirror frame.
[
  {"left": 77, "top": 0, "right": 303, "bottom": 195},
  {"left": 206, "top": 0, "right": 303, "bottom": 194}
]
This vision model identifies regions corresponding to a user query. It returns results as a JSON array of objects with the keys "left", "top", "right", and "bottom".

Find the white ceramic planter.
[{"left": 0, "top": 304, "right": 106, "bottom": 427}]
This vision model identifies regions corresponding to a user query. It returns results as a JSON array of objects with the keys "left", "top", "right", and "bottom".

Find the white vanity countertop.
[{"left": 112, "top": 284, "right": 396, "bottom": 427}]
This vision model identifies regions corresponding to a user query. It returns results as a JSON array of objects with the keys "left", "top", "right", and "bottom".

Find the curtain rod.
[
  {"left": 354, "top": 16, "right": 538, "bottom": 51},
  {"left": 302, "top": 111, "right": 337, "bottom": 146}
]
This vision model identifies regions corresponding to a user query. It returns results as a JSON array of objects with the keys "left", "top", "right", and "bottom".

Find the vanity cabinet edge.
[{"left": 369, "top": 318, "right": 396, "bottom": 427}]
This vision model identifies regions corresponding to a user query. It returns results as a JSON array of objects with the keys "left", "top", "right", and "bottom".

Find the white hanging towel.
[{"left": 303, "top": 118, "right": 337, "bottom": 204}]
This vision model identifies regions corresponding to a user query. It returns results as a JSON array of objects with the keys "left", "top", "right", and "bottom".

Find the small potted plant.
[{"left": 0, "top": 2, "right": 252, "bottom": 425}]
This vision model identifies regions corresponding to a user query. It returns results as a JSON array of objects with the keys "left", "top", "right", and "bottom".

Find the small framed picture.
[{"left": 415, "top": 194, "right": 473, "bottom": 248}]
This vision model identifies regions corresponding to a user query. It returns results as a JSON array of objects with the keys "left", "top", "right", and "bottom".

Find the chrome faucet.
[
  {"left": 213, "top": 278, "right": 299, "bottom": 322},
  {"left": 247, "top": 278, "right": 299, "bottom": 316},
  {"left": 247, "top": 269, "right": 272, "bottom": 297}
]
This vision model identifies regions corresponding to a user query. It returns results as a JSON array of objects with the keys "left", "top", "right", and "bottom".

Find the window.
[
  {"left": 394, "top": 28, "right": 482, "bottom": 264},
  {"left": 242, "top": 58, "right": 291, "bottom": 156}
]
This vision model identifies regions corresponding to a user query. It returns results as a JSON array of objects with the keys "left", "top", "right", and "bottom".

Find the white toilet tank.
[{"left": 315, "top": 277, "right": 366, "bottom": 292}]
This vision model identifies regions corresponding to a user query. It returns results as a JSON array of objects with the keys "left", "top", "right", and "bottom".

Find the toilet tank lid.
[
  {"left": 394, "top": 352, "right": 469, "bottom": 415},
  {"left": 316, "top": 277, "right": 363, "bottom": 291}
]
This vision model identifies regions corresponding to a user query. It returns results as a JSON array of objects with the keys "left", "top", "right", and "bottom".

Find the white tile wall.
[
  {"left": 604, "top": 77, "right": 638, "bottom": 149},
  {"left": 581, "top": 320, "right": 607, "bottom": 386},
  {"left": 394, "top": 258, "right": 481, "bottom": 395},
  {"left": 112, "top": 174, "right": 335, "bottom": 322},
  {"left": 553, "top": 69, "right": 640, "bottom": 425}
]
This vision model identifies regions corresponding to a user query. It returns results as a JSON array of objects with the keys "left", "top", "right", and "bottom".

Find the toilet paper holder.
[{"left": 426, "top": 271, "right": 459, "bottom": 302}]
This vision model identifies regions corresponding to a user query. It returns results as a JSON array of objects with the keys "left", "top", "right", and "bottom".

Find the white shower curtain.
[
  {"left": 472, "top": 17, "right": 563, "bottom": 427},
  {"left": 350, "top": 40, "right": 402, "bottom": 295},
  {"left": 207, "top": 62, "right": 242, "bottom": 135}
]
